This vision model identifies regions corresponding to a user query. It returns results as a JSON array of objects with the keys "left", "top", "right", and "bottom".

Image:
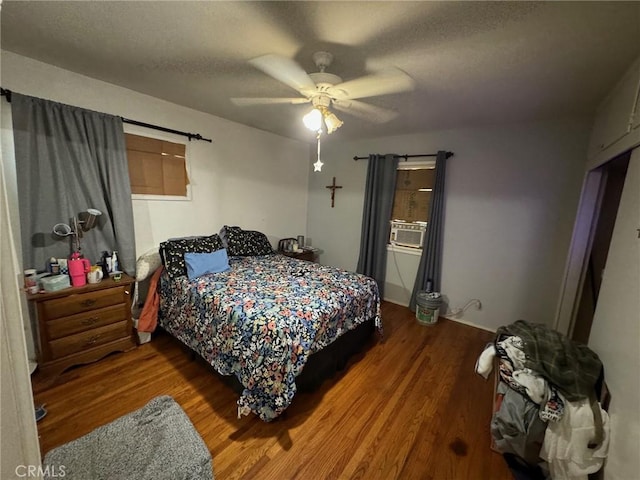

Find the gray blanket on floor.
[{"left": 43, "top": 395, "right": 213, "bottom": 480}]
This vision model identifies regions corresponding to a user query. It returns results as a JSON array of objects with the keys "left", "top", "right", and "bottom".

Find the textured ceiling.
[{"left": 2, "top": 1, "right": 639, "bottom": 143}]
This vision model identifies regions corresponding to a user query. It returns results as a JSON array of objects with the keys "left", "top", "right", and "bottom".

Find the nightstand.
[
  {"left": 280, "top": 250, "right": 317, "bottom": 262},
  {"left": 27, "top": 274, "right": 137, "bottom": 382}
]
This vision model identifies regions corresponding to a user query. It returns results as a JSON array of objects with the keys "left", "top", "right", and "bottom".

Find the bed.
[{"left": 156, "top": 229, "right": 381, "bottom": 422}]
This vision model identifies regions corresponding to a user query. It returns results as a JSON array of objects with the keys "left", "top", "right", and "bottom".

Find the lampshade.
[
  {"left": 53, "top": 208, "right": 103, "bottom": 253},
  {"left": 80, "top": 208, "right": 102, "bottom": 231},
  {"left": 303, "top": 108, "right": 323, "bottom": 132},
  {"left": 303, "top": 105, "right": 344, "bottom": 135},
  {"left": 323, "top": 111, "right": 343, "bottom": 134},
  {"left": 53, "top": 223, "right": 73, "bottom": 236}
]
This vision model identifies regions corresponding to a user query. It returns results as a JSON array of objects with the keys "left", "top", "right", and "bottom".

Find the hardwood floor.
[{"left": 33, "top": 302, "right": 512, "bottom": 480}]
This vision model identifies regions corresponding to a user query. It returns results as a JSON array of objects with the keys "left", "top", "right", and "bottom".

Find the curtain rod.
[
  {"left": 353, "top": 152, "right": 453, "bottom": 161},
  {"left": 120, "top": 118, "right": 212, "bottom": 143},
  {"left": 0, "top": 87, "right": 213, "bottom": 143}
]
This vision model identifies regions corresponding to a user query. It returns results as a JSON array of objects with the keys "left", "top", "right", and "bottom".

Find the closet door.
[
  {"left": 587, "top": 147, "right": 639, "bottom": 479},
  {"left": 587, "top": 59, "right": 640, "bottom": 159}
]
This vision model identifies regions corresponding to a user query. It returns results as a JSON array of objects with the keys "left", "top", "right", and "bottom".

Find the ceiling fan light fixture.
[
  {"left": 323, "top": 110, "right": 343, "bottom": 134},
  {"left": 240, "top": 51, "right": 414, "bottom": 138},
  {"left": 303, "top": 108, "right": 323, "bottom": 132}
]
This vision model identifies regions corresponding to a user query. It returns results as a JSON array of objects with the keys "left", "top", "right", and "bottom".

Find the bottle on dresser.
[
  {"left": 111, "top": 251, "right": 119, "bottom": 272},
  {"left": 101, "top": 251, "right": 111, "bottom": 277}
]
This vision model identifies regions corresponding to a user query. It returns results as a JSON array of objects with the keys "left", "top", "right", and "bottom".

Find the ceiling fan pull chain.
[{"left": 313, "top": 131, "right": 324, "bottom": 172}]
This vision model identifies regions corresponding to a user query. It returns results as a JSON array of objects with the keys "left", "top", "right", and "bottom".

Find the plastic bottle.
[
  {"left": 101, "top": 251, "right": 110, "bottom": 277},
  {"left": 112, "top": 251, "right": 119, "bottom": 273}
]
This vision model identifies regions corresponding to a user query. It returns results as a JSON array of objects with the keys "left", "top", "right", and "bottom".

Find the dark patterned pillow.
[
  {"left": 219, "top": 225, "right": 242, "bottom": 249},
  {"left": 223, "top": 226, "right": 273, "bottom": 256},
  {"left": 160, "top": 234, "right": 224, "bottom": 278}
]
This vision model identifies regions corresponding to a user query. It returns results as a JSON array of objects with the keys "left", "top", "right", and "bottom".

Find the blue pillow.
[
  {"left": 160, "top": 234, "right": 224, "bottom": 278},
  {"left": 184, "top": 249, "right": 230, "bottom": 280}
]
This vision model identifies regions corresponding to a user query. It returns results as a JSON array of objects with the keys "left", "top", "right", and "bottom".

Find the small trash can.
[{"left": 416, "top": 291, "right": 442, "bottom": 326}]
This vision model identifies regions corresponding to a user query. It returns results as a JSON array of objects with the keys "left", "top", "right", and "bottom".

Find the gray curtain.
[
  {"left": 356, "top": 154, "right": 399, "bottom": 298},
  {"left": 410, "top": 150, "right": 448, "bottom": 311},
  {"left": 11, "top": 93, "right": 136, "bottom": 275}
]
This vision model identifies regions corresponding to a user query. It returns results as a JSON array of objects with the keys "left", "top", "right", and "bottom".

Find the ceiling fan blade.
[
  {"left": 231, "top": 97, "right": 310, "bottom": 106},
  {"left": 249, "top": 54, "right": 317, "bottom": 94},
  {"left": 332, "top": 99, "right": 399, "bottom": 123},
  {"left": 328, "top": 68, "right": 415, "bottom": 100}
]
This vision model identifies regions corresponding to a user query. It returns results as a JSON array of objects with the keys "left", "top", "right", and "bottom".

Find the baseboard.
[
  {"left": 442, "top": 316, "right": 497, "bottom": 333},
  {"left": 382, "top": 297, "right": 410, "bottom": 308},
  {"left": 384, "top": 296, "right": 498, "bottom": 334}
]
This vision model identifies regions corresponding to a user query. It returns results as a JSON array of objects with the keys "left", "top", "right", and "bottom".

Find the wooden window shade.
[
  {"left": 391, "top": 168, "right": 435, "bottom": 223},
  {"left": 125, "top": 133, "right": 189, "bottom": 196}
]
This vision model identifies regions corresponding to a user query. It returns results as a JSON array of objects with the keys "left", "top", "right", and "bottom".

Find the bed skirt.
[{"left": 166, "top": 318, "right": 377, "bottom": 397}]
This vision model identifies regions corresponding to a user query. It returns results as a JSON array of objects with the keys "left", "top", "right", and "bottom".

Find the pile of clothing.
[{"left": 476, "top": 320, "right": 610, "bottom": 480}]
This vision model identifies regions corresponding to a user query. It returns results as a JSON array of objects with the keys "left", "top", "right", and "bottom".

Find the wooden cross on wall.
[{"left": 325, "top": 177, "right": 343, "bottom": 208}]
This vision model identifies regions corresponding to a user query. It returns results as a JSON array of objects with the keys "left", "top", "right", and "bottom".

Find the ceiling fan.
[{"left": 231, "top": 51, "right": 415, "bottom": 134}]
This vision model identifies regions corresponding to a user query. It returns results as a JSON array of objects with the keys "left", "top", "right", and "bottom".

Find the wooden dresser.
[
  {"left": 279, "top": 249, "right": 317, "bottom": 262},
  {"left": 28, "top": 274, "right": 136, "bottom": 382}
]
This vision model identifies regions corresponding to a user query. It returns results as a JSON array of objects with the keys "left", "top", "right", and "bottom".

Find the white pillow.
[{"left": 135, "top": 247, "right": 162, "bottom": 281}]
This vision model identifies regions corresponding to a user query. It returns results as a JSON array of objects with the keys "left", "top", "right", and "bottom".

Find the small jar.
[
  {"left": 49, "top": 257, "right": 60, "bottom": 275},
  {"left": 24, "top": 269, "right": 38, "bottom": 294}
]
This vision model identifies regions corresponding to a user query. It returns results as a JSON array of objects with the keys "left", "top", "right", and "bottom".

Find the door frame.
[
  {"left": 554, "top": 169, "right": 606, "bottom": 336},
  {"left": 555, "top": 134, "right": 639, "bottom": 336}
]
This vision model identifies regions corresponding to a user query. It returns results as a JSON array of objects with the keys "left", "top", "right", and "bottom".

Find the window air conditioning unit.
[{"left": 389, "top": 221, "right": 427, "bottom": 248}]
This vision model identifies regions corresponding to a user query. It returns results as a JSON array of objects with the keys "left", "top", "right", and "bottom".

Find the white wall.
[
  {"left": 307, "top": 118, "right": 591, "bottom": 331},
  {"left": 384, "top": 247, "right": 422, "bottom": 307},
  {"left": 1, "top": 51, "right": 311, "bottom": 259}
]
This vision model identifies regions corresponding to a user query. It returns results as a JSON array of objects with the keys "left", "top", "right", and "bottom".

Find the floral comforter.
[{"left": 158, "top": 254, "right": 381, "bottom": 421}]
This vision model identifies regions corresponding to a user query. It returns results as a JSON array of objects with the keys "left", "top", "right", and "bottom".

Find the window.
[
  {"left": 391, "top": 162, "right": 435, "bottom": 223},
  {"left": 388, "top": 161, "right": 435, "bottom": 253},
  {"left": 125, "top": 133, "right": 189, "bottom": 197}
]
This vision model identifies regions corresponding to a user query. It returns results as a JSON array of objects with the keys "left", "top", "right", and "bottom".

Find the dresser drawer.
[
  {"left": 46, "top": 304, "right": 127, "bottom": 340},
  {"left": 42, "top": 286, "right": 130, "bottom": 320},
  {"left": 49, "top": 320, "right": 130, "bottom": 359}
]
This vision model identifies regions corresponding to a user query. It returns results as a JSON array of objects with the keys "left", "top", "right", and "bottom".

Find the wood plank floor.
[{"left": 33, "top": 301, "right": 512, "bottom": 480}]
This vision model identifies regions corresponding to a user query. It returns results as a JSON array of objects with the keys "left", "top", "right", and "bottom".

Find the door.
[{"left": 587, "top": 148, "right": 639, "bottom": 479}]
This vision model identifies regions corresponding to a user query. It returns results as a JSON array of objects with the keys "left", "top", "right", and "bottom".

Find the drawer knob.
[
  {"left": 86, "top": 335, "right": 100, "bottom": 346},
  {"left": 81, "top": 317, "right": 99, "bottom": 326},
  {"left": 80, "top": 299, "right": 97, "bottom": 307}
]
